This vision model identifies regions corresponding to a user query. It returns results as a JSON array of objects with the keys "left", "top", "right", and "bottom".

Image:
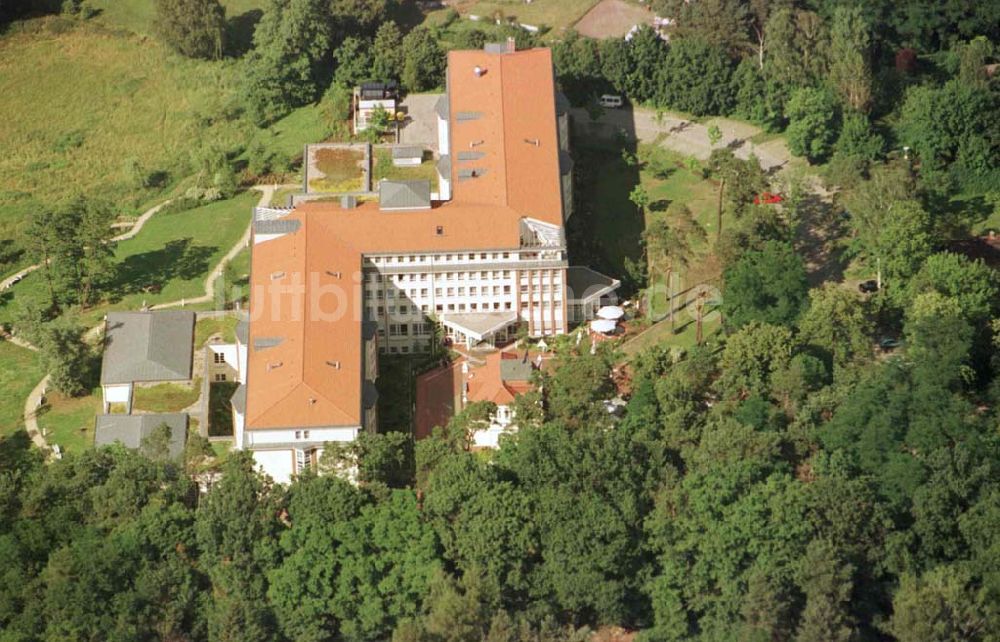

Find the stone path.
[{"left": 20, "top": 185, "right": 275, "bottom": 457}]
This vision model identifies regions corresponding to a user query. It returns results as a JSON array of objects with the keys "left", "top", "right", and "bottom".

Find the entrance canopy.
[
  {"left": 441, "top": 311, "right": 519, "bottom": 342},
  {"left": 590, "top": 319, "right": 617, "bottom": 334},
  {"left": 597, "top": 305, "right": 624, "bottom": 320}
]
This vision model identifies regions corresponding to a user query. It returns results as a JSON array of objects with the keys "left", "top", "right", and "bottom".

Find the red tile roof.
[{"left": 244, "top": 47, "right": 564, "bottom": 431}]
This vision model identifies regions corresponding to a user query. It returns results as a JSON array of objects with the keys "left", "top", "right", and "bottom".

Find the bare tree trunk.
[
  {"left": 667, "top": 267, "right": 675, "bottom": 333},
  {"left": 716, "top": 178, "right": 725, "bottom": 242},
  {"left": 696, "top": 291, "right": 706, "bottom": 345},
  {"left": 755, "top": 28, "right": 764, "bottom": 69}
]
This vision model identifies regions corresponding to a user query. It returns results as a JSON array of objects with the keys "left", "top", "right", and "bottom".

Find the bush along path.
[{"left": 21, "top": 185, "right": 276, "bottom": 458}]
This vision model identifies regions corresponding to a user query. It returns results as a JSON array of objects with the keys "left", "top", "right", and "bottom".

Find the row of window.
[
  {"left": 373, "top": 269, "right": 515, "bottom": 281},
  {"left": 370, "top": 251, "right": 513, "bottom": 266},
  {"left": 365, "top": 285, "right": 515, "bottom": 300}
]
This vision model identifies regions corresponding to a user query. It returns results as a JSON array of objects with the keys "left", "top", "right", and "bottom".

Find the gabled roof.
[
  {"left": 101, "top": 311, "right": 195, "bottom": 384},
  {"left": 244, "top": 47, "right": 567, "bottom": 432},
  {"left": 245, "top": 214, "right": 362, "bottom": 430},
  {"left": 379, "top": 180, "right": 432, "bottom": 210},
  {"left": 445, "top": 48, "right": 563, "bottom": 226},
  {"left": 392, "top": 146, "right": 424, "bottom": 159},
  {"left": 94, "top": 413, "right": 187, "bottom": 458},
  {"left": 466, "top": 350, "right": 536, "bottom": 406},
  {"left": 566, "top": 266, "right": 621, "bottom": 302}
]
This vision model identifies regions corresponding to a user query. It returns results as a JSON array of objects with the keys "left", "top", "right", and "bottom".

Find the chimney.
[
  {"left": 473, "top": 66, "right": 485, "bottom": 77},
  {"left": 506, "top": 36, "right": 516, "bottom": 53}
]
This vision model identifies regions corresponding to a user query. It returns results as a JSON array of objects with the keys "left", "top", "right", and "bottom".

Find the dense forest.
[{"left": 1, "top": 0, "right": 1000, "bottom": 640}]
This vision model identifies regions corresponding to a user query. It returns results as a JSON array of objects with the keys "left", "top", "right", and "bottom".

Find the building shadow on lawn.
[
  {"left": 110, "top": 239, "right": 217, "bottom": 299},
  {"left": 567, "top": 112, "right": 642, "bottom": 294}
]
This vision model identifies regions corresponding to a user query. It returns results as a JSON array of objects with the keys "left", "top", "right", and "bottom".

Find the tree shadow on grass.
[
  {"left": 649, "top": 199, "right": 673, "bottom": 213},
  {"left": 226, "top": 9, "right": 263, "bottom": 58},
  {"left": 0, "top": 429, "right": 42, "bottom": 474},
  {"left": 110, "top": 239, "right": 217, "bottom": 300}
]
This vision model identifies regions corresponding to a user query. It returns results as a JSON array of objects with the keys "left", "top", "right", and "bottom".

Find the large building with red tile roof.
[{"left": 229, "top": 44, "right": 619, "bottom": 483}]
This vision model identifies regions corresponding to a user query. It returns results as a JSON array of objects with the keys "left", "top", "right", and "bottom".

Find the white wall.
[
  {"left": 103, "top": 383, "right": 131, "bottom": 405},
  {"left": 243, "top": 426, "right": 359, "bottom": 447},
  {"left": 437, "top": 115, "right": 449, "bottom": 157},
  {"left": 207, "top": 344, "right": 239, "bottom": 371},
  {"left": 253, "top": 449, "right": 294, "bottom": 484}
]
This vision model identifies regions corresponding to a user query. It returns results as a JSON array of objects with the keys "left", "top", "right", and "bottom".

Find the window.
[
  {"left": 505, "top": 302, "right": 512, "bottom": 309},
  {"left": 471, "top": 303, "right": 478, "bottom": 311},
  {"left": 458, "top": 303, "right": 466, "bottom": 311},
  {"left": 493, "top": 302, "right": 501, "bottom": 310},
  {"left": 435, "top": 288, "right": 443, "bottom": 297},
  {"left": 408, "top": 274, "right": 416, "bottom": 282},
  {"left": 480, "top": 253, "right": 487, "bottom": 259},
  {"left": 295, "top": 430, "right": 302, "bottom": 439},
  {"left": 503, "top": 270, "right": 510, "bottom": 278},
  {"left": 480, "top": 271, "right": 487, "bottom": 278},
  {"left": 447, "top": 288, "right": 455, "bottom": 296},
  {"left": 214, "top": 373, "right": 227, "bottom": 382},
  {"left": 469, "top": 286, "right": 477, "bottom": 295},
  {"left": 457, "top": 287, "right": 465, "bottom": 296},
  {"left": 386, "top": 289, "right": 395, "bottom": 299},
  {"left": 468, "top": 253, "right": 475, "bottom": 260},
  {"left": 521, "top": 301, "right": 529, "bottom": 309},
  {"left": 448, "top": 303, "right": 455, "bottom": 311},
  {"left": 420, "top": 288, "right": 428, "bottom": 296},
  {"left": 445, "top": 254, "right": 452, "bottom": 261},
  {"left": 213, "top": 353, "right": 225, "bottom": 364},
  {"left": 303, "top": 430, "right": 310, "bottom": 439},
  {"left": 436, "top": 304, "right": 443, "bottom": 312},
  {"left": 389, "top": 346, "right": 398, "bottom": 354},
  {"left": 401, "top": 345, "right": 410, "bottom": 353},
  {"left": 457, "top": 272, "right": 465, "bottom": 280},
  {"left": 502, "top": 252, "right": 510, "bottom": 259}
]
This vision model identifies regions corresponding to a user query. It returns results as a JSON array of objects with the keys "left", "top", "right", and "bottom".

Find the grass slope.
[
  {"left": 0, "top": 21, "right": 250, "bottom": 254},
  {"left": 0, "top": 190, "right": 256, "bottom": 327},
  {"left": 0, "top": 342, "right": 44, "bottom": 437},
  {"left": 37, "top": 388, "right": 102, "bottom": 454}
]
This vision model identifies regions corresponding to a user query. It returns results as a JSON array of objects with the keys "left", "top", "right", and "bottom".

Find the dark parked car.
[
  {"left": 859, "top": 279, "right": 879, "bottom": 293},
  {"left": 879, "top": 337, "right": 901, "bottom": 351}
]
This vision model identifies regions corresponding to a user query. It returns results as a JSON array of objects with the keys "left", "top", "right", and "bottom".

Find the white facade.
[
  {"left": 363, "top": 240, "right": 569, "bottom": 354},
  {"left": 101, "top": 383, "right": 132, "bottom": 413}
]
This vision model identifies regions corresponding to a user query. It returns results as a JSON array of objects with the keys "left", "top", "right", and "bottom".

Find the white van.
[{"left": 599, "top": 94, "right": 624, "bottom": 108}]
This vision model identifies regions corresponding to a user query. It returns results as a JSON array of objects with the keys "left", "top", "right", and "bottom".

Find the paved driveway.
[{"left": 399, "top": 93, "right": 443, "bottom": 150}]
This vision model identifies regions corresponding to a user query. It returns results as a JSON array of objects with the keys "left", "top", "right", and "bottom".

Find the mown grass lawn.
[
  {"left": 0, "top": 341, "right": 44, "bottom": 437},
  {"left": 621, "top": 309, "right": 723, "bottom": 356},
  {"left": 460, "top": 0, "right": 601, "bottom": 33},
  {"left": 0, "top": 190, "right": 256, "bottom": 328},
  {"left": 37, "top": 387, "right": 102, "bottom": 455},
  {"left": 133, "top": 378, "right": 202, "bottom": 414},
  {"left": 195, "top": 315, "right": 239, "bottom": 347},
  {"left": 373, "top": 148, "right": 438, "bottom": 187}
]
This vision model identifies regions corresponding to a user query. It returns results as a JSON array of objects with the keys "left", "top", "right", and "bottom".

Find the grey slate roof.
[
  {"left": 434, "top": 93, "right": 450, "bottom": 120},
  {"left": 230, "top": 384, "right": 247, "bottom": 414},
  {"left": 363, "top": 380, "right": 379, "bottom": 409},
  {"left": 436, "top": 155, "right": 451, "bottom": 177},
  {"left": 101, "top": 311, "right": 195, "bottom": 385},
  {"left": 559, "top": 150, "right": 574, "bottom": 175},
  {"left": 94, "top": 413, "right": 187, "bottom": 459},
  {"left": 500, "top": 354, "right": 534, "bottom": 382},
  {"left": 392, "top": 146, "right": 424, "bottom": 160},
  {"left": 254, "top": 219, "right": 301, "bottom": 234},
  {"left": 236, "top": 316, "right": 249, "bottom": 344},
  {"left": 379, "top": 180, "right": 431, "bottom": 210},
  {"left": 441, "top": 310, "right": 518, "bottom": 339},
  {"left": 566, "top": 266, "right": 620, "bottom": 302},
  {"left": 555, "top": 91, "right": 571, "bottom": 116}
]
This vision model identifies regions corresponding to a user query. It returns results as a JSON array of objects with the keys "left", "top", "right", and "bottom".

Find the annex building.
[{"left": 230, "top": 45, "right": 619, "bottom": 483}]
